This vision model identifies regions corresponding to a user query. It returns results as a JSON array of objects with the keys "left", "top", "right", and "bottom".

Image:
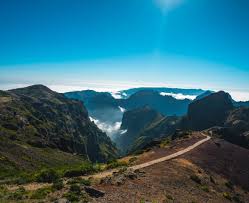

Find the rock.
[
  {"left": 84, "top": 186, "right": 105, "bottom": 198},
  {"left": 55, "top": 198, "right": 70, "bottom": 203},
  {"left": 124, "top": 170, "right": 137, "bottom": 180}
]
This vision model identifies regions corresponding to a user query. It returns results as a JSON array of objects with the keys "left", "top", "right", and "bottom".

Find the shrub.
[
  {"left": 129, "top": 157, "right": 137, "bottom": 164},
  {"left": 14, "top": 173, "right": 34, "bottom": 185},
  {"left": 0, "top": 186, "right": 8, "bottom": 199},
  {"left": 160, "top": 139, "right": 171, "bottom": 148},
  {"left": 31, "top": 187, "right": 52, "bottom": 199},
  {"left": 223, "top": 192, "right": 232, "bottom": 201},
  {"left": 63, "top": 162, "right": 96, "bottom": 178},
  {"left": 165, "top": 194, "right": 174, "bottom": 200},
  {"left": 52, "top": 179, "right": 64, "bottom": 190},
  {"left": 70, "top": 184, "right": 81, "bottom": 195},
  {"left": 80, "top": 179, "right": 91, "bottom": 186},
  {"left": 106, "top": 159, "right": 128, "bottom": 169},
  {"left": 36, "top": 169, "right": 59, "bottom": 183},
  {"left": 63, "top": 191, "right": 80, "bottom": 202},
  {"left": 190, "top": 175, "right": 201, "bottom": 184},
  {"left": 200, "top": 185, "right": 209, "bottom": 193},
  {"left": 210, "top": 176, "right": 216, "bottom": 184},
  {"left": 67, "top": 177, "right": 91, "bottom": 186},
  {"left": 232, "top": 194, "right": 242, "bottom": 203},
  {"left": 8, "top": 187, "right": 27, "bottom": 200},
  {"left": 225, "top": 181, "right": 234, "bottom": 190}
]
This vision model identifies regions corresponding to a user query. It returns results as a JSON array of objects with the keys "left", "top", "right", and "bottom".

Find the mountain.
[
  {"left": 115, "top": 106, "right": 164, "bottom": 153},
  {"left": 234, "top": 101, "right": 249, "bottom": 108},
  {"left": 186, "top": 91, "right": 234, "bottom": 130},
  {"left": 65, "top": 90, "right": 122, "bottom": 124},
  {"left": 118, "top": 90, "right": 191, "bottom": 116},
  {"left": 208, "top": 107, "right": 249, "bottom": 149},
  {"left": 194, "top": 90, "right": 214, "bottom": 101},
  {"left": 129, "top": 116, "right": 180, "bottom": 152},
  {"left": 0, "top": 85, "right": 117, "bottom": 179},
  {"left": 184, "top": 91, "right": 249, "bottom": 149},
  {"left": 118, "top": 87, "right": 206, "bottom": 99},
  {"left": 128, "top": 91, "right": 249, "bottom": 152}
]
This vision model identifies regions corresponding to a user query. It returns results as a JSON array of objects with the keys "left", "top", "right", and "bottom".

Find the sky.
[{"left": 0, "top": 0, "right": 249, "bottom": 101}]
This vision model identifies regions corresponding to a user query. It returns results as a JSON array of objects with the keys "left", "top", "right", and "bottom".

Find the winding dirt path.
[{"left": 89, "top": 133, "right": 211, "bottom": 179}]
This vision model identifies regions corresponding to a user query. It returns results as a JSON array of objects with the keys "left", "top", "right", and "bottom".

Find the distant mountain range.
[
  {"left": 117, "top": 87, "right": 207, "bottom": 99},
  {"left": 64, "top": 87, "right": 208, "bottom": 140},
  {"left": 120, "top": 91, "right": 249, "bottom": 153},
  {"left": 65, "top": 87, "right": 249, "bottom": 152}
]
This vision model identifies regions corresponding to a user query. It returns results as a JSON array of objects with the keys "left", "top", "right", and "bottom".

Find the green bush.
[
  {"left": 190, "top": 175, "right": 201, "bottom": 184},
  {"left": 15, "top": 173, "right": 34, "bottom": 185},
  {"left": 223, "top": 192, "right": 232, "bottom": 201},
  {"left": 8, "top": 187, "right": 27, "bottom": 200},
  {"left": 70, "top": 184, "right": 81, "bottom": 195},
  {"left": 0, "top": 186, "right": 8, "bottom": 199},
  {"left": 106, "top": 159, "right": 128, "bottom": 169},
  {"left": 129, "top": 157, "right": 137, "bottom": 164},
  {"left": 67, "top": 177, "right": 91, "bottom": 186},
  {"left": 36, "top": 169, "right": 59, "bottom": 183},
  {"left": 30, "top": 187, "right": 52, "bottom": 199},
  {"left": 63, "top": 191, "right": 80, "bottom": 202},
  {"left": 64, "top": 162, "right": 96, "bottom": 178},
  {"left": 200, "top": 185, "right": 209, "bottom": 193},
  {"left": 79, "top": 179, "right": 91, "bottom": 186},
  {"left": 52, "top": 179, "right": 64, "bottom": 190},
  {"left": 63, "top": 184, "right": 89, "bottom": 203},
  {"left": 225, "top": 181, "right": 234, "bottom": 190}
]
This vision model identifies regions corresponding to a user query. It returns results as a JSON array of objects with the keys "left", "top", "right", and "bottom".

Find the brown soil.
[
  {"left": 182, "top": 138, "right": 249, "bottom": 191},
  {"left": 91, "top": 133, "right": 249, "bottom": 203}
]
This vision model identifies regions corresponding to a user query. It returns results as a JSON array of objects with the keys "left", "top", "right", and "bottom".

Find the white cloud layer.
[
  {"left": 160, "top": 92, "right": 197, "bottom": 100},
  {"left": 1, "top": 82, "right": 249, "bottom": 102},
  {"left": 89, "top": 117, "right": 121, "bottom": 138},
  {"left": 229, "top": 91, "right": 249, "bottom": 102}
]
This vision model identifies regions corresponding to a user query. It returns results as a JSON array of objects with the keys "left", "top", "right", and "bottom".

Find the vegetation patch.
[
  {"left": 190, "top": 174, "right": 202, "bottom": 184},
  {"left": 30, "top": 186, "right": 52, "bottom": 199},
  {"left": 52, "top": 179, "right": 64, "bottom": 190},
  {"left": 63, "top": 162, "right": 98, "bottom": 178},
  {"left": 36, "top": 169, "right": 59, "bottom": 183},
  {"left": 7, "top": 187, "right": 27, "bottom": 200},
  {"left": 223, "top": 192, "right": 232, "bottom": 201},
  {"left": 63, "top": 184, "right": 89, "bottom": 203},
  {"left": 106, "top": 159, "right": 128, "bottom": 169}
]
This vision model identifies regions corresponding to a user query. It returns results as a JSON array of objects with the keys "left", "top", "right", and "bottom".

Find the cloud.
[
  {"left": 229, "top": 91, "right": 249, "bottom": 102},
  {"left": 89, "top": 117, "right": 122, "bottom": 138},
  {"left": 155, "top": 0, "right": 184, "bottom": 12},
  {"left": 120, "top": 129, "right": 127, "bottom": 135},
  {"left": 160, "top": 92, "right": 197, "bottom": 100},
  {"left": 118, "top": 106, "right": 126, "bottom": 113},
  {"left": 111, "top": 91, "right": 122, "bottom": 99}
]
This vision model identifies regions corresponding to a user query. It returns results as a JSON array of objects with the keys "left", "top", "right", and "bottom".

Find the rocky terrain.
[{"left": 0, "top": 85, "right": 117, "bottom": 181}]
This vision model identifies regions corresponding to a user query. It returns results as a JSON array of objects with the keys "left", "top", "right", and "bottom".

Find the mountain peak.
[{"left": 187, "top": 91, "right": 234, "bottom": 130}]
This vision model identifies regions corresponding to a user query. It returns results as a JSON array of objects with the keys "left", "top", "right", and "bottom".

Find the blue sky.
[{"left": 0, "top": 0, "right": 249, "bottom": 100}]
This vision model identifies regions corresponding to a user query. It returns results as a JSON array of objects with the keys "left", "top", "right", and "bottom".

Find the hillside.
[
  {"left": 115, "top": 106, "right": 164, "bottom": 153},
  {"left": 186, "top": 91, "right": 234, "bottom": 130},
  {"left": 0, "top": 85, "right": 117, "bottom": 180}
]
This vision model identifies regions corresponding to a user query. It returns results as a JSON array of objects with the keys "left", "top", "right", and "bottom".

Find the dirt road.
[{"left": 90, "top": 134, "right": 211, "bottom": 179}]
